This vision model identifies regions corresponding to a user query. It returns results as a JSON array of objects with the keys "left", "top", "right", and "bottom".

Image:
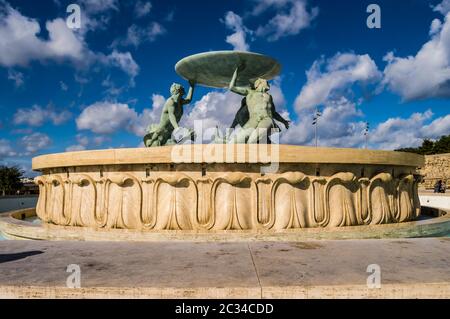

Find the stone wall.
[{"left": 419, "top": 153, "right": 450, "bottom": 189}]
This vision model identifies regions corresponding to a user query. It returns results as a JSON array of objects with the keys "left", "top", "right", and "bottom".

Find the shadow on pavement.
[{"left": 0, "top": 251, "right": 44, "bottom": 264}]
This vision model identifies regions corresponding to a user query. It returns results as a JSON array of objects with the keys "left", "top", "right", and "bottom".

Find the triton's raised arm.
[
  {"left": 229, "top": 67, "right": 249, "bottom": 96},
  {"left": 182, "top": 80, "right": 196, "bottom": 105}
]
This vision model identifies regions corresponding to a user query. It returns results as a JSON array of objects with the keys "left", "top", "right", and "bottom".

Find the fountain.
[{"left": 1, "top": 51, "right": 448, "bottom": 241}]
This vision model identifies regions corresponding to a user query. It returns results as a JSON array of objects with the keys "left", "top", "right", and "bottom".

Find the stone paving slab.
[
  {"left": 0, "top": 238, "right": 449, "bottom": 298},
  {"left": 250, "top": 239, "right": 450, "bottom": 286}
]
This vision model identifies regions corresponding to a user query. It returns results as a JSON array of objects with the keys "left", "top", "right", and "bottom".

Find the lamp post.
[
  {"left": 364, "top": 122, "right": 370, "bottom": 149},
  {"left": 312, "top": 109, "right": 322, "bottom": 148}
]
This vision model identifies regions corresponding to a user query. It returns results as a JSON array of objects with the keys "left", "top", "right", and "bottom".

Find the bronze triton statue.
[
  {"left": 144, "top": 80, "right": 195, "bottom": 147},
  {"left": 144, "top": 51, "right": 289, "bottom": 147},
  {"left": 227, "top": 66, "right": 290, "bottom": 144}
]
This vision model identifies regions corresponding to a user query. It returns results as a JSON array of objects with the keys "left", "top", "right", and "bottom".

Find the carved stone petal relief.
[
  {"left": 196, "top": 178, "right": 214, "bottom": 230},
  {"left": 94, "top": 178, "right": 109, "bottom": 228},
  {"left": 68, "top": 175, "right": 97, "bottom": 227},
  {"left": 368, "top": 173, "right": 394, "bottom": 225},
  {"left": 271, "top": 172, "right": 310, "bottom": 230},
  {"left": 310, "top": 178, "right": 327, "bottom": 227},
  {"left": 211, "top": 173, "right": 254, "bottom": 230},
  {"left": 255, "top": 178, "right": 273, "bottom": 229},
  {"left": 141, "top": 178, "right": 156, "bottom": 229},
  {"left": 106, "top": 174, "right": 142, "bottom": 229},
  {"left": 34, "top": 176, "right": 49, "bottom": 223},
  {"left": 357, "top": 178, "right": 371, "bottom": 225},
  {"left": 47, "top": 176, "right": 67, "bottom": 226},
  {"left": 326, "top": 173, "right": 359, "bottom": 228},
  {"left": 153, "top": 174, "right": 197, "bottom": 230},
  {"left": 397, "top": 175, "right": 417, "bottom": 223}
]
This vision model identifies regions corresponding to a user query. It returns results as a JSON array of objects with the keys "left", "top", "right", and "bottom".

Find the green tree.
[
  {"left": 0, "top": 166, "right": 24, "bottom": 196},
  {"left": 432, "top": 135, "right": 450, "bottom": 154},
  {"left": 419, "top": 139, "right": 435, "bottom": 155},
  {"left": 396, "top": 135, "right": 450, "bottom": 155}
]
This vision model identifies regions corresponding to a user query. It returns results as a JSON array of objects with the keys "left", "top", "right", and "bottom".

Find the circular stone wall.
[{"left": 32, "top": 145, "right": 424, "bottom": 231}]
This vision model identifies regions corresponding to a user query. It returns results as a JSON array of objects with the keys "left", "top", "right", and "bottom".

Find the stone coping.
[
  {"left": 32, "top": 145, "right": 424, "bottom": 171},
  {"left": 1, "top": 208, "right": 448, "bottom": 241},
  {"left": 2, "top": 283, "right": 449, "bottom": 299}
]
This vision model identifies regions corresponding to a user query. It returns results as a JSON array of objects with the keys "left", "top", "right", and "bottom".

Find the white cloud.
[
  {"left": 75, "top": 0, "right": 119, "bottom": 35},
  {"left": 421, "top": 114, "right": 450, "bottom": 138},
  {"left": 251, "top": 0, "right": 293, "bottom": 16},
  {"left": 165, "top": 10, "right": 175, "bottom": 22},
  {"left": 222, "top": 1, "right": 317, "bottom": 49},
  {"left": 101, "top": 79, "right": 124, "bottom": 96},
  {"left": 255, "top": 0, "right": 319, "bottom": 41},
  {"left": 113, "top": 23, "right": 166, "bottom": 48},
  {"left": 130, "top": 94, "right": 166, "bottom": 136},
  {"left": 0, "top": 4, "right": 86, "bottom": 67},
  {"left": 76, "top": 102, "right": 138, "bottom": 134},
  {"left": 135, "top": 1, "right": 152, "bottom": 18},
  {"left": 66, "top": 145, "right": 86, "bottom": 152},
  {"left": 370, "top": 111, "right": 434, "bottom": 150},
  {"left": 223, "top": 11, "right": 250, "bottom": 51},
  {"left": 65, "top": 134, "right": 110, "bottom": 152},
  {"left": 120, "top": 25, "right": 143, "bottom": 47},
  {"left": 93, "top": 135, "right": 110, "bottom": 146},
  {"left": 283, "top": 10, "right": 450, "bottom": 150},
  {"left": 13, "top": 105, "right": 72, "bottom": 127},
  {"left": 282, "top": 97, "right": 365, "bottom": 147},
  {"left": 182, "top": 91, "right": 243, "bottom": 131},
  {"left": 60, "top": 81, "right": 68, "bottom": 91},
  {"left": 75, "top": 134, "right": 90, "bottom": 147},
  {"left": 79, "top": 0, "right": 118, "bottom": 14},
  {"left": 0, "top": 3, "right": 139, "bottom": 85},
  {"left": 74, "top": 93, "right": 170, "bottom": 138},
  {"left": 45, "top": 18, "right": 85, "bottom": 60},
  {"left": 103, "top": 50, "right": 140, "bottom": 85},
  {"left": 283, "top": 101, "right": 450, "bottom": 150},
  {"left": 433, "top": 0, "right": 450, "bottom": 15},
  {"left": 74, "top": 74, "right": 89, "bottom": 85},
  {"left": 383, "top": 12, "right": 450, "bottom": 100},
  {"left": 270, "top": 77, "right": 287, "bottom": 108},
  {"left": 0, "top": 139, "right": 16, "bottom": 158},
  {"left": 430, "top": 18, "right": 442, "bottom": 35},
  {"left": 76, "top": 95, "right": 168, "bottom": 137},
  {"left": 20, "top": 133, "right": 52, "bottom": 154},
  {"left": 7, "top": 69, "right": 24, "bottom": 87},
  {"left": 294, "top": 53, "right": 381, "bottom": 112}
]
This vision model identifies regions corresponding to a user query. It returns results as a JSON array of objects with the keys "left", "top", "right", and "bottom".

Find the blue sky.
[{"left": 0, "top": 0, "right": 449, "bottom": 176}]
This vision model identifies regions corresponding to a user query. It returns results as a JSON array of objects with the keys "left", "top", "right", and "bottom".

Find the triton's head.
[
  {"left": 170, "top": 83, "right": 185, "bottom": 96},
  {"left": 254, "top": 78, "right": 270, "bottom": 92}
]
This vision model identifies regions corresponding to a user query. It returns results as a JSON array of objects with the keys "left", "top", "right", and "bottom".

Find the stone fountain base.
[{"left": 29, "top": 145, "right": 424, "bottom": 232}]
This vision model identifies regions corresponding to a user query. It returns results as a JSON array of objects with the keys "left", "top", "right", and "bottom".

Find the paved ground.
[
  {"left": 419, "top": 192, "right": 450, "bottom": 210},
  {"left": 0, "top": 238, "right": 449, "bottom": 298}
]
